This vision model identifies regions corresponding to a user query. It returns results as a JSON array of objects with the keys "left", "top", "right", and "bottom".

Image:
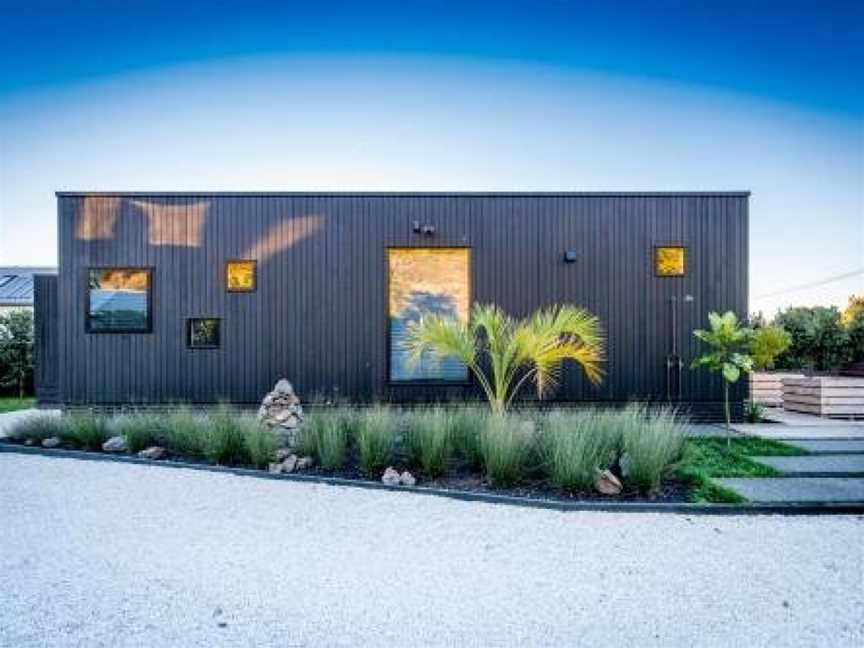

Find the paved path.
[
  {"left": 789, "top": 440, "right": 864, "bottom": 454},
  {"left": 751, "top": 455, "right": 864, "bottom": 477},
  {"left": 1, "top": 454, "right": 862, "bottom": 647},
  {"left": 718, "top": 477, "right": 864, "bottom": 504}
]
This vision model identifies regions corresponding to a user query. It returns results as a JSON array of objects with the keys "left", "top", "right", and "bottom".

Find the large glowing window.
[
  {"left": 655, "top": 246, "right": 686, "bottom": 277},
  {"left": 87, "top": 268, "right": 151, "bottom": 333},
  {"left": 388, "top": 248, "right": 470, "bottom": 382}
]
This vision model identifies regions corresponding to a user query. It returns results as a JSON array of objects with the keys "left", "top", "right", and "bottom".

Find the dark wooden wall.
[
  {"left": 33, "top": 274, "right": 60, "bottom": 404},
  {"left": 52, "top": 193, "right": 749, "bottom": 412}
]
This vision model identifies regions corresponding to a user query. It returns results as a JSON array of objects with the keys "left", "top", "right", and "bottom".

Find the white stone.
[
  {"left": 102, "top": 436, "right": 127, "bottom": 453},
  {"left": 280, "top": 455, "right": 298, "bottom": 473},
  {"left": 138, "top": 446, "right": 167, "bottom": 460},
  {"left": 273, "top": 379, "right": 294, "bottom": 395},
  {"left": 296, "top": 456, "right": 314, "bottom": 471},
  {"left": 594, "top": 469, "right": 623, "bottom": 496},
  {"left": 381, "top": 466, "right": 401, "bottom": 485},
  {"left": 41, "top": 436, "right": 61, "bottom": 449},
  {"left": 399, "top": 471, "right": 417, "bottom": 487}
]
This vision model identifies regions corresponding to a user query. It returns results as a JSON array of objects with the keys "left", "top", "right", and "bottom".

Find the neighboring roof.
[
  {"left": 55, "top": 190, "right": 751, "bottom": 197},
  {"left": 0, "top": 267, "right": 57, "bottom": 305}
]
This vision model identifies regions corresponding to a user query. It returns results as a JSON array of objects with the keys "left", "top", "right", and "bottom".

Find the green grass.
[
  {"left": 303, "top": 408, "right": 349, "bottom": 471},
  {"left": 539, "top": 410, "right": 621, "bottom": 492},
  {"left": 479, "top": 415, "right": 534, "bottom": 486},
  {"left": 679, "top": 437, "right": 809, "bottom": 503},
  {"left": 406, "top": 407, "right": 453, "bottom": 478},
  {"left": 203, "top": 406, "right": 251, "bottom": 466},
  {"left": 353, "top": 406, "right": 398, "bottom": 475},
  {"left": 0, "top": 397, "right": 36, "bottom": 413}
]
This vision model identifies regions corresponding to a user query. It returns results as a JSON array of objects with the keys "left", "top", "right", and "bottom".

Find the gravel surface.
[{"left": 1, "top": 454, "right": 862, "bottom": 647}]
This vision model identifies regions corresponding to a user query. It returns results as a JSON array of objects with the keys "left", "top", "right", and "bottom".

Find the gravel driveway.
[{"left": 1, "top": 454, "right": 862, "bottom": 647}]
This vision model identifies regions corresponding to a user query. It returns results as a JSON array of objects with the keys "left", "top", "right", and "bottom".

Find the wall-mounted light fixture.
[
  {"left": 564, "top": 249, "right": 578, "bottom": 263},
  {"left": 412, "top": 220, "right": 437, "bottom": 236}
]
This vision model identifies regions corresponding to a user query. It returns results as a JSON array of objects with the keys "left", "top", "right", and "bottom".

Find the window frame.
[
  {"left": 225, "top": 259, "right": 257, "bottom": 293},
  {"left": 654, "top": 245, "right": 687, "bottom": 278},
  {"left": 385, "top": 246, "right": 473, "bottom": 385},
  {"left": 85, "top": 266, "right": 153, "bottom": 334},
  {"left": 186, "top": 317, "right": 222, "bottom": 350}
]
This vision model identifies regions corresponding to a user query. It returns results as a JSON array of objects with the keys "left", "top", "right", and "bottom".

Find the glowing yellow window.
[
  {"left": 388, "top": 248, "right": 470, "bottom": 381},
  {"left": 655, "top": 247, "right": 686, "bottom": 277},
  {"left": 226, "top": 260, "right": 257, "bottom": 292}
]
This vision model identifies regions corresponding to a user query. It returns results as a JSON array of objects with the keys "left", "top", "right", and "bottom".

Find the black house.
[{"left": 35, "top": 192, "right": 749, "bottom": 416}]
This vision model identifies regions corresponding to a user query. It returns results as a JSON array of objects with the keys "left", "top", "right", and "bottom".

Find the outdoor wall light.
[
  {"left": 564, "top": 249, "right": 578, "bottom": 263},
  {"left": 412, "top": 220, "right": 436, "bottom": 236}
]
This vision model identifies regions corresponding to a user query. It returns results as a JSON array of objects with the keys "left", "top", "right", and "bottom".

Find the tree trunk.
[{"left": 724, "top": 381, "right": 731, "bottom": 449}]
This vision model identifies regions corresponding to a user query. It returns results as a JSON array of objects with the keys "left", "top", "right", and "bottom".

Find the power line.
[{"left": 755, "top": 268, "right": 864, "bottom": 299}]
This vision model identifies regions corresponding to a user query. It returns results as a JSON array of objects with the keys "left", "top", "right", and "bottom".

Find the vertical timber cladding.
[{"left": 55, "top": 192, "right": 749, "bottom": 407}]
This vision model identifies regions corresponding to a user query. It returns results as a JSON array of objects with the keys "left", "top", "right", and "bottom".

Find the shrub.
[
  {"left": 478, "top": 414, "right": 534, "bottom": 486},
  {"left": 622, "top": 407, "right": 686, "bottom": 495},
  {"left": 162, "top": 406, "right": 207, "bottom": 457},
  {"left": 203, "top": 406, "right": 251, "bottom": 465},
  {"left": 750, "top": 325, "right": 791, "bottom": 371},
  {"left": 451, "top": 406, "right": 488, "bottom": 469},
  {"left": 354, "top": 406, "right": 397, "bottom": 475},
  {"left": 304, "top": 408, "right": 349, "bottom": 471},
  {"left": 744, "top": 399, "right": 765, "bottom": 423},
  {"left": 113, "top": 412, "right": 166, "bottom": 453},
  {"left": 7, "top": 414, "right": 69, "bottom": 443},
  {"left": 774, "top": 306, "right": 850, "bottom": 371},
  {"left": 406, "top": 407, "right": 453, "bottom": 478},
  {"left": 0, "top": 309, "right": 33, "bottom": 398},
  {"left": 62, "top": 411, "right": 111, "bottom": 450},
  {"left": 539, "top": 410, "right": 622, "bottom": 492},
  {"left": 846, "top": 310, "right": 864, "bottom": 362},
  {"left": 242, "top": 418, "right": 279, "bottom": 468}
]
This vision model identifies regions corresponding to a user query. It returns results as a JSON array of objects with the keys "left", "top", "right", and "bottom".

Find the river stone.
[
  {"left": 594, "top": 469, "right": 623, "bottom": 496},
  {"left": 102, "top": 436, "right": 127, "bottom": 453},
  {"left": 41, "top": 436, "right": 61, "bottom": 449}
]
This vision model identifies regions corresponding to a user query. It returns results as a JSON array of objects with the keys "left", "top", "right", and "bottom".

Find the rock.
[
  {"left": 268, "top": 462, "right": 283, "bottom": 474},
  {"left": 594, "top": 469, "right": 623, "bottom": 496},
  {"left": 382, "top": 466, "right": 401, "bottom": 485},
  {"left": 102, "top": 436, "right": 127, "bottom": 453},
  {"left": 275, "top": 448, "right": 293, "bottom": 462},
  {"left": 24, "top": 438, "right": 34, "bottom": 446},
  {"left": 41, "top": 436, "right": 61, "bottom": 449},
  {"left": 399, "top": 471, "right": 417, "bottom": 487},
  {"left": 273, "top": 379, "right": 294, "bottom": 395},
  {"left": 257, "top": 379, "right": 305, "bottom": 448},
  {"left": 138, "top": 446, "right": 167, "bottom": 460},
  {"left": 296, "top": 456, "right": 314, "bottom": 471},
  {"left": 281, "top": 454, "right": 298, "bottom": 473}
]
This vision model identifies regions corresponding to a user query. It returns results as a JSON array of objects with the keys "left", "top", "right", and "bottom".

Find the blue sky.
[{"left": 0, "top": 0, "right": 861, "bottom": 315}]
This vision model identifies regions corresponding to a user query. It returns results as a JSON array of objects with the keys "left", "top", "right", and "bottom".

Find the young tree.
[
  {"left": 406, "top": 303, "right": 605, "bottom": 415},
  {"left": 691, "top": 311, "right": 753, "bottom": 443},
  {"left": 0, "top": 309, "right": 34, "bottom": 399}
]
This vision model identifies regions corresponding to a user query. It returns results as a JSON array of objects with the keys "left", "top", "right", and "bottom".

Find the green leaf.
[{"left": 722, "top": 363, "right": 740, "bottom": 383}]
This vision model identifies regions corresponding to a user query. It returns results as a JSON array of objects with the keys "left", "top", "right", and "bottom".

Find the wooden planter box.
[
  {"left": 750, "top": 372, "right": 804, "bottom": 407},
  {"left": 782, "top": 376, "right": 864, "bottom": 418}
]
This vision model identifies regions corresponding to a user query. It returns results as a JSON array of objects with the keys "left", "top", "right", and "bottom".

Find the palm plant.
[
  {"left": 692, "top": 311, "right": 753, "bottom": 442},
  {"left": 405, "top": 303, "right": 605, "bottom": 414}
]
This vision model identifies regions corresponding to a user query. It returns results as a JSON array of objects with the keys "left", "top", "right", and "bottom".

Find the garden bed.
[{"left": 1, "top": 404, "right": 804, "bottom": 507}]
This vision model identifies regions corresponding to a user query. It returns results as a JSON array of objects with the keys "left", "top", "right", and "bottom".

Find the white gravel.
[{"left": 1, "top": 454, "right": 862, "bottom": 647}]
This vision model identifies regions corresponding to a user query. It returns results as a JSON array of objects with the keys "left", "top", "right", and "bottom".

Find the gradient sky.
[{"left": 0, "top": 0, "right": 861, "bottom": 316}]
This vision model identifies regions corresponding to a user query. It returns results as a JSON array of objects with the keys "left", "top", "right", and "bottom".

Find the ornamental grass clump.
[
  {"left": 354, "top": 406, "right": 397, "bottom": 475},
  {"left": 406, "top": 407, "right": 453, "bottom": 478},
  {"left": 621, "top": 406, "right": 686, "bottom": 495},
  {"left": 242, "top": 418, "right": 279, "bottom": 469},
  {"left": 451, "top": 406, "right": 488, "bottom": 469},
  {"left": 478, "top": 414, "right": 534, "bottom": 486},
  {"left": 303, "top": 408, "right": 349, "bottom": 471},
  {"left": 7, "top": 414, "right": 70, "bottom": 443},
  {"left": 63, "top": 411, "right": 111, "bottom": 450},
  {"left": 113, "top": 412, "right": 166, "bottom": 453},
  {"left": 540, "top": 410, "right": 621, "bottom": 492},
  {"left": 203, "top": 405, "right": 251, "bottom": 466},
  {"left": 162, "top": 406, "right": 207, "bottom": 457}
]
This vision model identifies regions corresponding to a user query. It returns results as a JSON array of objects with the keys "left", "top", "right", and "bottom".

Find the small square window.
[
  {"left": 655, "top": 246, "right": 686, "bottom": 277},
  {"left": 188, "top": 318, "right": 221, "bottom": 348},
  {"left": 226, "top": 260, "right": 256, "bottom": 292}
]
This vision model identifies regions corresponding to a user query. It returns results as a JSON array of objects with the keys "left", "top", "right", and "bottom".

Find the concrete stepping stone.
[
  {"left": 735, "top": 425, "right": 864, "bottom": 441},
  {"left": 751, "top": 455, "right": 864, "bottom": 476},
  {"left": 787, "top": 440, "right": 864, "bottom": 454},
  {"left": 718, "top": 477, "right": 864, "bottom": 503}
]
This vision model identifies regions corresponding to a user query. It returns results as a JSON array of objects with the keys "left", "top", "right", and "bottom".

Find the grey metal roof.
[
  {"left": 55, "top": 190, "right": 752, "bottom": 197},
  {"left": 0, "top": 267, "right": 57, "bottom": 305}
]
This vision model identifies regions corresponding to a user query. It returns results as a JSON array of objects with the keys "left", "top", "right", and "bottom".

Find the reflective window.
[
  {"left": 226, "top": 260, "right": 256, "bottom": 292},
  {"left": 388, "top": 248, "right": 470, "bottom": 381},
  {"left": 87, "top": 268, "right": 151, "bottom": 332},
  {"left": 188, "top": 318, "right": 220, "bottom": 348},
  {"left": 655, "top": 246, "right": 686, "bottom": 277}
]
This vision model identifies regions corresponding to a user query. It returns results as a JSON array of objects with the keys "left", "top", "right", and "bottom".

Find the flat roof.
[{"left": 56, "top": 190, "right": 751, "bottom": 198}]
